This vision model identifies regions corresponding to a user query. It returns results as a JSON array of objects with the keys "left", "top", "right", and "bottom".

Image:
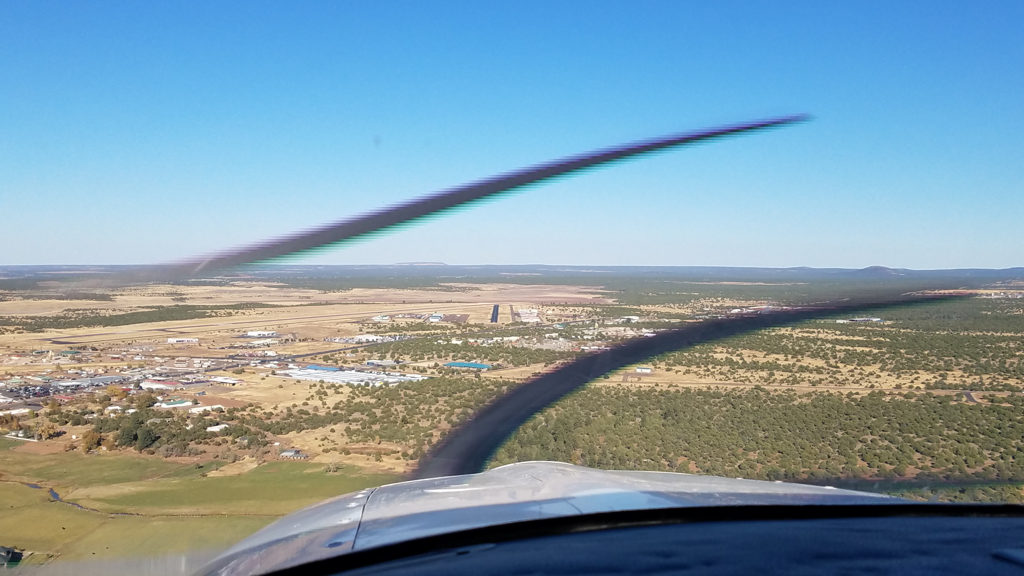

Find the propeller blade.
[{"left": 97, "top": 115, "right": 806, "bottom": 286}]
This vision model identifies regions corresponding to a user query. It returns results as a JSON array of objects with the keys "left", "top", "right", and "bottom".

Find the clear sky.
[{"left": 2, "top": 2, "right": 1022, "bottom": 269}]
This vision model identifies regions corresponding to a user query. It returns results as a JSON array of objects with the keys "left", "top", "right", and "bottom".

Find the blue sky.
[{"left": 2, "top": 2, "right": 1022, "bottom": 269}]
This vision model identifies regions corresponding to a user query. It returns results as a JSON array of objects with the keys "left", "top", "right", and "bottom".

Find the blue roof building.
[{"left": 444, "top": 362, "right": 492, "bottom": 370}]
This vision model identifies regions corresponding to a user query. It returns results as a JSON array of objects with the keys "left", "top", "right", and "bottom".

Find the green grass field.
[
  {"left": 0, "top": 440, "right": 401, "bottom": 561},
  {"left": 70, "top": 462, "right": 399, "bottom": 516},
  {"left": 0, "top": 446, "right": 186, "bottom": 490},
  {"left": 0, "top": 491, "right": 273, "bottom": 560},
  {"left": 57, "top": 515, "right": 277, "bottom": 560}
]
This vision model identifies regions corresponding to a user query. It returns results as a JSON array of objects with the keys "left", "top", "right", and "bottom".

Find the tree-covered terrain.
[
  {"left": 653, "top": 302, "right": 1024, "bottom": 390},
  {"left": 492, "top": 386, "right": 1024, "bottom": 502},
  {"left": 44, "top": 376, "right": 1024, "bottom": 502},
  {"left": 72, "top": 377, "right": 513, "bottom": 463}
]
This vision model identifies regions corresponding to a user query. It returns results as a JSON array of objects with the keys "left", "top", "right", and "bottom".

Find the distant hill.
[{"left": 3, "top": 264, "right": 1023, "bottom": 287}]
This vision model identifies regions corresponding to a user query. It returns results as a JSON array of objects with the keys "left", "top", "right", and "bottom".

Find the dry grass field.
[{"left": 0, "top": 282, "right": 606, "bottom": 366}]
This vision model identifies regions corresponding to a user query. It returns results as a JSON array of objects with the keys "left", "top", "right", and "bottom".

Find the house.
[
  {"left": 245, "top": 330, "right": 277, "bottom": 338},
  {"left": 156, "top": 399, "right": 193, "bottom": 409},
  {"left": 635, "top": 367, "right": 653, "bottom": 374},
  {"left": 189, "top": 404, "right": 224, "bottom": 414},
  {"left": 279, "top": 448, "right": 308, "bottom": 459},
  {"left": 206, "top": 424, "right": 229, "bottom": 432}
]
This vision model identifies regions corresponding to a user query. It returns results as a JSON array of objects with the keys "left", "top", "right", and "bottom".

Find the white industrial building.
[
  {"left": 517, "top": 309, "right": 542, "bottom": 323},
  {"left": 167, "top": 338, "right": 199, "bottom": 344},
  {"left": 281, "top": 368, "right": 427, "bottom": 386},
  {"left": 245, "top": 330, "right": 278, "bottom": 338},
  {"left": 141, "top": 380, "right": 178, "bottom": 391}
]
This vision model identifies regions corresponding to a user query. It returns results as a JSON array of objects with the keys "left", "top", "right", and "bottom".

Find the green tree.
[{"left": 135, "top": 426, "right": 157, "bottom": 451}]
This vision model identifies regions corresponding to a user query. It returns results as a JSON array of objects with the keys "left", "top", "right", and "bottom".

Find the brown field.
[{"left": 0, "top": 283, "right": 607, "bottom": 360}]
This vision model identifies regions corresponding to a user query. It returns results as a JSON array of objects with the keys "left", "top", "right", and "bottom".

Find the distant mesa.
[{"left": 852, "top": 266, "right": 907, "bottom": 277}]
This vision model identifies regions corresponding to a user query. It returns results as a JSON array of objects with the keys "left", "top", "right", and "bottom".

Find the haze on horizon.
[{"left": 2, "top": 2, "right": 1022, "bottom": 270}]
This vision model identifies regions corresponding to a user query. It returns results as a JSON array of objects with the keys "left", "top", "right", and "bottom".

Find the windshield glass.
[{"left": 1, "top": 1, "right": 1022, "bottom": 572}]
